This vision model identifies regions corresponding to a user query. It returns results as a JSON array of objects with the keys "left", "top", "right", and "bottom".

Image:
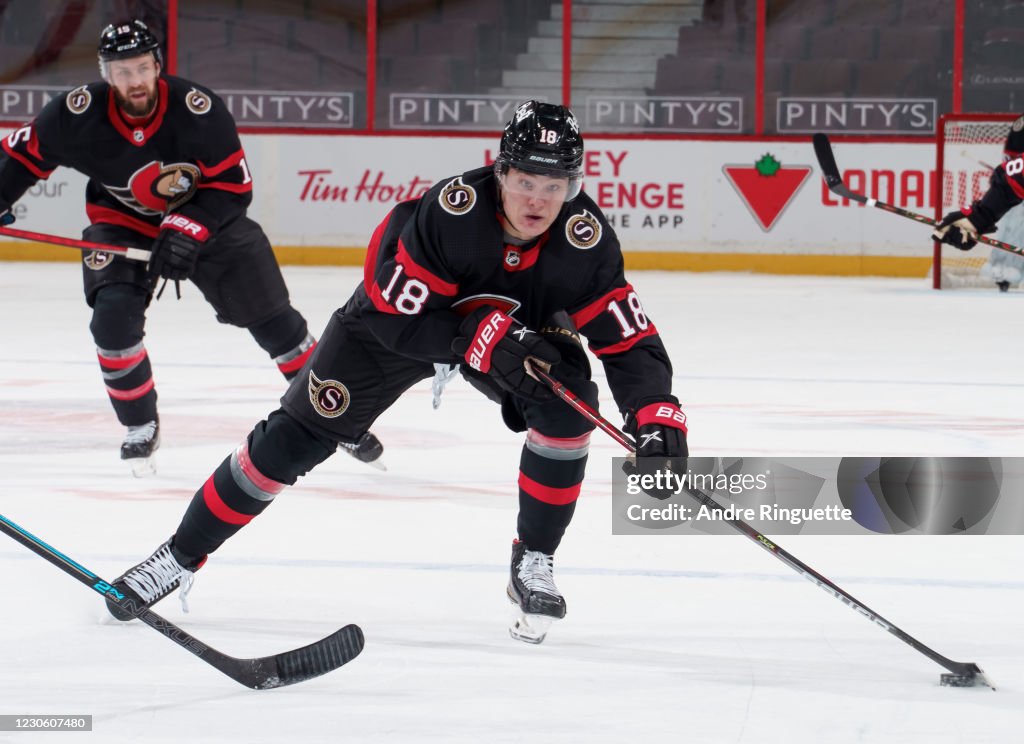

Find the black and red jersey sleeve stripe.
[
  {"left": 1, "top": 127, "right": 56, "bottom": 180},
  {"left": 367, "top": 235, "right": 458, "bottom": 315},
  {"left": 196, "top": 148, "right": 252, "bottom": 194},
  {"left": 570, "top": 283, "right": 660, "bottom": 357}
]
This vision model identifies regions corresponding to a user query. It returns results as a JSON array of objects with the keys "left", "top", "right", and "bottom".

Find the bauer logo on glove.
[{"left": 451, "top": 307, "right": 561, "bottom": 402}]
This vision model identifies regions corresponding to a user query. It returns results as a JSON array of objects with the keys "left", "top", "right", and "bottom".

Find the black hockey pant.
[
  {"left": 170, "top": 307, "right": 598, "bottom": 561},
  {"left": 81, "top": 219, "right": 314, "bottom": 426}
]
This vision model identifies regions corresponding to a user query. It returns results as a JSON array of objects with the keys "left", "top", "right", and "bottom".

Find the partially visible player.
[
  {"left": 0, "top": 20, "right": 381, "bottom": 473},
  {"left": 933, "top": 114, "right": 1024, "bottom": 292},
  {"left": 101, "top": 101, "right": 688, "bottom": 644}
]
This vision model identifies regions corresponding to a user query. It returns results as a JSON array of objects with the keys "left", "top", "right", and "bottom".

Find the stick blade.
[
  {"left": 812, "top": 132, "right": 842, "bottom": 187},
  {"left": 940, "top": 663, "right": 996, "bottom": 691},
  {"left": 245, "top": 624, "right": 366, "bottom": 690},
  {"left": 811, "top": 132, "right": 868, "bottom": 204}
]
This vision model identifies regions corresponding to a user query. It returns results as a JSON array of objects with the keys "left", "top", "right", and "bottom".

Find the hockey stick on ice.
[
  {"left": 0, "top": 513, "right": 364, "bottom": 689},
  {"left": 530, "top": 365, "right": 994, "bottom": 690},
  {"left": 0, "top": 225, "right": 151, "bottom": 262},
  {"left": 813, "top": 132, "right": 1024, "bottom": 257}
]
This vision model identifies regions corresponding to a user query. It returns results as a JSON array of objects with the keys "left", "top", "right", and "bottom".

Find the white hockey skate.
[{"left": 121, "top": 420, "right": 159, "bottom": 477}]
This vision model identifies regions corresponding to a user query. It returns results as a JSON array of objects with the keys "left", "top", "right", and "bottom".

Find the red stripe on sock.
[
  {"left": 202, "top": 476, "right": 255, "bottom": 526},
  {"left": 97, "top": 348, "right": 147, "bottom": 370},
  {"left": 518, "top": 472, "right": 582, "bottom": 506},
  {"left": 526, "top": 430, "right": 591, "bottom": 451},
  {"left": 277, "top": 341, "right": 316, "bottom": 375},
  {"left": 106, "top": 378, "right": 154, "bottom": 401}
]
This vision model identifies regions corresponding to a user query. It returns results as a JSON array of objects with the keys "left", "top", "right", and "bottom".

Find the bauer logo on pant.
[{"left": 308, "top": 370, "right": 350, "bottom": 418}]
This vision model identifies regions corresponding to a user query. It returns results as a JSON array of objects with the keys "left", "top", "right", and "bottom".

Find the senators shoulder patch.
[
  {"left": 439, "top": 177, "right": 476, "bottom": 216},
  {"left": 66, "top": 86, "right": 92, "bottom": 115},
  {"left": 185, "top": 88, "right": 212, "bottom": 116},
  {"left": 1013, "top": 115, "right": 1024, "bottom": 133},
  {"left": 565, "top": 209, "right": 602, "bottom": 249},
  {"left": 308, "top": 370, "right": 350, "bottom": 418}
]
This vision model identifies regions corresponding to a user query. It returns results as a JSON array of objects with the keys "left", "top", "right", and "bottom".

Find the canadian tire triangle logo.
[{"left": 723, "top": 154, "right": 812, "bottom": 232}]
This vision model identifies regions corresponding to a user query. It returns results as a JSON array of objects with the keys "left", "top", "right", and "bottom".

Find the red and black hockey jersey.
[
  {"left": 970, "top": 156, "right": 1024, "bottom": 230},
  {"left": 0, "top": 76, "right": 252, "bottom": 239},
  {"left": 355, "top": 165, "right": 675, "bottom": 416}
]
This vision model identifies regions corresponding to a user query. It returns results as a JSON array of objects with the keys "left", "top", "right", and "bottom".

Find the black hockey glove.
[
  {"left": 623, "top": 397, "right": 689, "bottom": 500},
  {"left": 148, "top": 214, "right": 208, "bottom": 281},
  {"left": 932, "top": 206, "right": 996, "bottom": 251},
  {"left": 451, "top": 307, "right": 561, "bottom": 402},
  {"left": 0, "top": 207, "right": 14, "bottom": 227}
]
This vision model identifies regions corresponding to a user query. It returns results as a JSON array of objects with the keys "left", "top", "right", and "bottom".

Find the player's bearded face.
[
  {"left": 107, "top": 55, "right": 161, "bottom": 118},
  {"left": 499, "top": 168, "right": 569, "bottom": 240}
]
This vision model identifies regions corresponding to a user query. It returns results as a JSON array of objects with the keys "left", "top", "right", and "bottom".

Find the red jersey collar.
[{"left": 107, "top": 78, "right": 169, "bottom": 147}]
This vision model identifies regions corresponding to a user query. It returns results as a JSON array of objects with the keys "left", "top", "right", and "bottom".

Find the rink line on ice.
[
  {"left": 4, "top": 359, "right": 1024, "bottom": 390},
  {"left": 3, "top": 550, "right": 1021, "bottom": 592}
]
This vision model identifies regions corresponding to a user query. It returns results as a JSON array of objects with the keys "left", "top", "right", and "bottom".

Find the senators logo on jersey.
[
  {"left": 451, "top": 294, "right": 521, "bottom": 317},
  {"left": 308, "top": 370, "right": 351, "bottom": 418},
  {"left": 66, "top": 86, "right": 92, "bottom": 115},
  {"left": 185, "top": 88, "right": 212, "bottom": 116},
  {"left": 104, "top": 161, "right": 200, "bottom": 215},
  {"left": 565, "top": 209, "right": 602, "bottom": 250},
  {"left": 439, "top": 177, "right": 476, "bottom": 216},
  {"left": 83, "top": 250, "right": 113, "bottom": 270}
]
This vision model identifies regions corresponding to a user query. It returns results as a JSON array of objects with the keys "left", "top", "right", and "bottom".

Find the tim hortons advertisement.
[
  {"left": 1, "top": 128, "right": 953, "bottom": 273},
  {"left": 242, "top": 136, "right": 940, "bottom": 262}
]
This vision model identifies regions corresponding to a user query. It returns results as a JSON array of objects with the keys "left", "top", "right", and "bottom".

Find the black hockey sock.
[
  {"left": 97, "top": 343, "right": 158, "bottom": 425},
  {"left": 247, "top": 309, "right": 314, "bottom": 380},
  {"left": 515, "top": 430, "right": 590, "bottom": 554},
  {"left": 173, "top": 411, "right": 337, "bottom": 559},
  {"left": 173, "top": 443, "right": 284, "bottom": 560},
  {"left": 274, "top": 332, "right": 316, "bottom": 380}
]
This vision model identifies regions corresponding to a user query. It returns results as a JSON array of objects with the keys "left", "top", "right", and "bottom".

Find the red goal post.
[{"left": 934, "top": 112, "right": 1020, "bottom": 289}]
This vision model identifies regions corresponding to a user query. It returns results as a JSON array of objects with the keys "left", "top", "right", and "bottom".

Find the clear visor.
[{"left": 498, "top": 168, "right": 583, "bottom": 202}]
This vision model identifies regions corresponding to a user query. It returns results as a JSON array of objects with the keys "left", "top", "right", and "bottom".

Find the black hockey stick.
[
  {"left": 812, "top": 132, "right": 1024, "bottom": 257},
  {"left": 530, "top": 366, "right": 994, "bottom": 689},
  {"left": 0, "top": 513, "right": 364, "bottom": 689}
]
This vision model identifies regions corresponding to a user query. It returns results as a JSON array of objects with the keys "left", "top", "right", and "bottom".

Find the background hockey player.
[
  {"left": 980, "top": 116, "right": 1024, "bottom": 291},
  {"left": 0, "top": 20, "right": 381, "bottom": 474},
  {"left": 103, "top": 101, "right": 688, "bottom": 644},
  {"left": 933, "top": 113, "right": 1024, "bottom": 292}
]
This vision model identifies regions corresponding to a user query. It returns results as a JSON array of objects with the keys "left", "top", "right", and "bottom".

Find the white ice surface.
[{"left": 0, "top": 263, "right": 1022, "bottom": 743}]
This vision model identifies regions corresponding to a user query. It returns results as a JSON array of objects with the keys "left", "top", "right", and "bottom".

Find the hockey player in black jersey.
[
  {"left": 933, "top": 115, "right": 1024, "bottom": 292},
  {"left": 0, "top": 20, "right": 381, "bottom": 474},
  {"left": 105, "top": 101, "right": 688, "bottom": 643}
]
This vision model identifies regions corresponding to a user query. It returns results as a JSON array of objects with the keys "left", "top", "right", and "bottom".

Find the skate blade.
[
  {"left": 127, "top": 455, "right": 157, "bottom": 478},
  {"left": 507, "top": 600, "right": 555, "bottom": 644},
  {"left": 364, "top": 458, "right": 387, "bottom": 472}
]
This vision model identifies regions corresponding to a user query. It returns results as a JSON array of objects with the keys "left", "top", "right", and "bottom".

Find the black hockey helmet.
[
  {"left": 495, "top": 101, "right": 584, "bottom": 200},
  {"left": 98, "top": 20, "right": 162, "bottom": 65}
]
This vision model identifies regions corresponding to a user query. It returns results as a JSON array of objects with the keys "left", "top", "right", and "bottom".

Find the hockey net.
[{"left": 934, "top": 113, "right": 1018, "bottom": 289}]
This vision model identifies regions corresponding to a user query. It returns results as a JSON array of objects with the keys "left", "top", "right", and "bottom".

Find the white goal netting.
[{"left": 936, "top": 114, "right": 1024, "bottom": 290}]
